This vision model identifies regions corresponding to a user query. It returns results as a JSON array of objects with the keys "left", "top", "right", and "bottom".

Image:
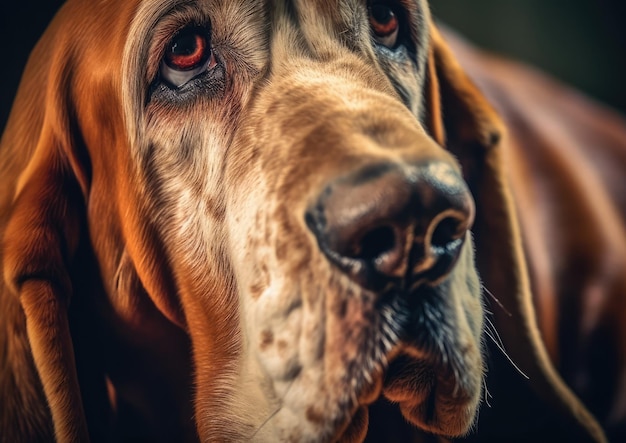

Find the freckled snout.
[{"left": 306, "top": 161, "right": 475, "bottom": 292}]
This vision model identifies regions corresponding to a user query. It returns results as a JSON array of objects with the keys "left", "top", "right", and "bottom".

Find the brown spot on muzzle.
[
  {"left": 306, "top": 405, "right": 326, "bottom": 425},
  {"left": 277, "top": 340, "right": 289, "bottom": 355},
  {"left": 260, "top": 329, "right": 274, "bottom": 350}
]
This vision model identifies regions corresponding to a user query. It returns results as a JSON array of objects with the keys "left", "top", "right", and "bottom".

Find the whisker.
[
  {"left": 247, "top": 406, "right": 281, "bottom": 441},
  {"left": 485, "top": 316, "right": 505, "bottom": 351},
  {"left": 482, "top": 377, "right": 492, "bottom": 408},
  {"left": 350, "top": 387, "right": 358, "bottom": 409},
  {"left": 480, "top": 288, "right": 528, "bottom": 379},
  {"left": 482, "top": 285, "right": 512, "bottom": 317},
  {"left": 484, "top": 329, "right": 529, "bottom": 379},
  {"left": 247, "top": 379, "right": 296, "bottom": 441}
]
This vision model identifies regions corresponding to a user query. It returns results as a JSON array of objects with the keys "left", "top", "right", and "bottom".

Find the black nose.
[{"left": 305, "top": 161, "right": 474, "bottom": 292}]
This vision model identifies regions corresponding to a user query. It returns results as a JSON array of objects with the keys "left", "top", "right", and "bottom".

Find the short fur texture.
[{"left": 0, "top": 1, "right": 623, "bottom": 442}]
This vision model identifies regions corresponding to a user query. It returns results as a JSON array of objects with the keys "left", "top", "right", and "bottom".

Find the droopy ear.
[
  {"left": 423, "top": 24, "right": 606, "bottom": 443},
  {"left": 1, "top": 29, "right": 90, "bottom": 443},
  {"left": 3, "top": 149, "right": 88, "bottom": 443}
]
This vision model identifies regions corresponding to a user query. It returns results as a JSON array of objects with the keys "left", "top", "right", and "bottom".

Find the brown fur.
[{"left": 0, "top": 1, "right": 622, "bottom": 442}]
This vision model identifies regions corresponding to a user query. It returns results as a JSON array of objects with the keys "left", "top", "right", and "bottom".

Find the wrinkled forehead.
[
  {"left": 124, "top": 0, "right": 431, "bottom": 63},
  {"left": 276, "top": 0, "right": 431, "bottom": 29},
  {"left": 276, "top": 0, "right": 430, "bottom": 53},
  {"left": 122, "top": 0, "right": 431, "bottom": 140}
]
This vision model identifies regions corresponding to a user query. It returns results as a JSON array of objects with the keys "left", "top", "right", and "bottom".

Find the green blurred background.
[
  {"left": 1, "top": 0, "right": 625, "bottom": 134},
  {"left": 429, "top": 0, "right": 626, "bottom": 114}
]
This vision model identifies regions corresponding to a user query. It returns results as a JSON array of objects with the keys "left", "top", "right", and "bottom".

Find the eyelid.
[{"left": 374, "top": 30, "right": 399, "bottom": 49}]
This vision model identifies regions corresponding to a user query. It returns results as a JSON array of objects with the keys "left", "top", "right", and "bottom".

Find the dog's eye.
[
  {"left": 160, "top": 27, "right": 216, "bottom": 88},
  {"left": 369, "top": 4, "right": 400, "bottom": 48},
  {"left": 165, "top": 30, "right": 209, "bottom": 71}
]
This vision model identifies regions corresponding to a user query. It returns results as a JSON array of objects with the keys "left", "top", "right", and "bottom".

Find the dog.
[{"left": 1, "top": 0, "right": 624, "bottom": 441}]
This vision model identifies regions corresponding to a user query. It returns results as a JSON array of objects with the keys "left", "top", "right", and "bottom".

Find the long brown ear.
[
  {"left": 1, "top": 22, "right": 90, "bottom": 443},
  {"left": 424, "top": 24, "right": 606, "bottom": 443},
  {"left": 3, "top": 149, "right": 89, "bottom": 443}
]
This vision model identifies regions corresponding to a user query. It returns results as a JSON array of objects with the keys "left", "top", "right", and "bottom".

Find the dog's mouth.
[
  {"left": 350, "top": 286, "right": 483, "bottom": 437},
  {"left": 252, "top": 279, "right": 484, "bottom": 442}
]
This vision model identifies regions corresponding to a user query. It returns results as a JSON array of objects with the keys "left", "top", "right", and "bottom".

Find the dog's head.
[
  {"left": 122, "top": 1, "right": 494, "bottom": 439},
  {"left": 123, "top": 1, "right": 492, "bottom": 441},
  {"left": 2, "top": 0, "right": 550, "bottom": 441}
]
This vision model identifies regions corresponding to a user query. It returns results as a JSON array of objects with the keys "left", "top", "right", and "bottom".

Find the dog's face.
[
  {"left": 2, "top": 0, "right": 613, "bottom": 441},
  {"left": 116, "top": 0, "right": 485, "bottom": 440}
]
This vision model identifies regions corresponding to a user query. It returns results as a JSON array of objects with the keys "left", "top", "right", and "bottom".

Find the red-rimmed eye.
[
  {"left": 369, "top": 4, "right": 400, "bottom": 48},
  {"left": 165, "top": 29, "right": 210, "bottom": 71}
]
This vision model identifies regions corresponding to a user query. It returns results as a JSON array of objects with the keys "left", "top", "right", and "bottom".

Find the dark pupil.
[
  {"left": 371, "top": 5, "right": 392, "bottom": 24},
  {"left": 171, "top": 34, "right": 198, "bottom": 55}
]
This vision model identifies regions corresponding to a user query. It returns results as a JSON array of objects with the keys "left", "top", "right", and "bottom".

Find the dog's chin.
[
  {"left": 254, "top": 340, "right": 481, "bottom": 442},
  {"left": 258, "top": 362, "right": 386, "bottom": 442},
  {"left": 248, "top": 255, "right": 483, "bottom": 441},
  {"left": 262, "top": 403, "right": 369, "bottom": 443},
  {"left": 382, "top": 350, "right": 483, "bottom": 438}
]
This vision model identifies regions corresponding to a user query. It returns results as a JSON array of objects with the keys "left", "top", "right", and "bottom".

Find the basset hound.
[{"left": 1, "top": 1, "right": 624, "bottom": 442}]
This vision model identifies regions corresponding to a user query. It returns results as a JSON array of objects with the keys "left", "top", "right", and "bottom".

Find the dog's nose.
[{"left": 305, "top": 161, "right": 474, "bottom": 291}]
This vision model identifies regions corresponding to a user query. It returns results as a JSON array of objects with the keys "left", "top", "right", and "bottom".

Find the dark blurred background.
[
  {"left": 1, "top": 0, "right": 625, "bottom": 135},
  {"left": 429, "top": 0, "right": 626, "bottom": 114}
]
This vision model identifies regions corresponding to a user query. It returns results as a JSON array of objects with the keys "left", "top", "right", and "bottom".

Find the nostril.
[
  {"left": 419, "top": 214, "right": 469, "bottom": 285},
  {"left": 352, "top": 225, "right": 396, "bottom": 261},
  {"left": 431, "top": 216, "right": 463, "bottom": 249}
]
